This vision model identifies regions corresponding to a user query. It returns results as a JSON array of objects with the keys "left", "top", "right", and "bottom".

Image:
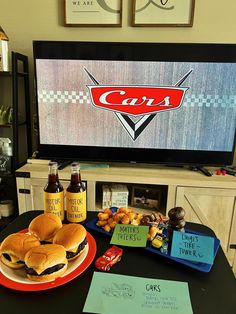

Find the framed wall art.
[
  {"left": 132, "top": 0, "right": 195, "bottom": 27},
  {"left": 64, "top": 0, "right": 123, "bottom": 27}
]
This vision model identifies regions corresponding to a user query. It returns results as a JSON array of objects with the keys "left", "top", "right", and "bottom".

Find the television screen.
[{"left": 33, "top": 41, "right": 236, "bottom": 166}]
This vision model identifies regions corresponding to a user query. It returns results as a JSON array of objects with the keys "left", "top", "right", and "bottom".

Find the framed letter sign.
[
  {"left": 132, "top": 0, "right": 195, "bottom": 27},
  {"left": 64, "top": 0, "right": 123, "bottom": 27}
]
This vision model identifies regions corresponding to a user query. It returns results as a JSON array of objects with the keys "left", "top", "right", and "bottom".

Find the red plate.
[{"left": 0, "top": 231, "right": 96, "bottom": 291}]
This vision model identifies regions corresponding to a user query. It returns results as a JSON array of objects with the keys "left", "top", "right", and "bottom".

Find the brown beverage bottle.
[
  {"left": 43, "top": 161, "right": 64, "bottom": 221},
  {"left": 66, "top": 162, "right": 87, "bottom": 223}
]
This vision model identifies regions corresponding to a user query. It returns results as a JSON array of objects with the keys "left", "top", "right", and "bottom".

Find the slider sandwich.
[
  {"left": 0, "top": 233, "right": 40, "bottom": 269},
  {"left": 28, "top": 213, "right": 62, "bottom": 244},
  {"left": 53, "top": 224, "right": 88, "bottom": 261},
  {"left": 25, "top": 244, "right": 68, "bottom": 282}
]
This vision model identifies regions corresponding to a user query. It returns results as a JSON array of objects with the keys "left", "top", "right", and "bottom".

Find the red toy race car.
[{"left": 95, "top": 245, "right": 123, "bottom": 271}]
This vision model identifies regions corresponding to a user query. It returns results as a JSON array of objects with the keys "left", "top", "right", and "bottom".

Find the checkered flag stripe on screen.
[
  {"left": 183, "top": 95, "right": 236, "bottom": 107},
  {"left": 38, "top": 90, "right": 236, "bottom": 107},
  {"left": 38, "top": 90, "right": 91, "bottom": 104}
]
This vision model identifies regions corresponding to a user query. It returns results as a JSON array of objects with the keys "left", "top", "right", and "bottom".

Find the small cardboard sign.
[
  {"left": 170, "top": 231, "right": 215, "bottom": 265},
  {"left": 110, "top": 224, "right": 149, "bottom": 247}
]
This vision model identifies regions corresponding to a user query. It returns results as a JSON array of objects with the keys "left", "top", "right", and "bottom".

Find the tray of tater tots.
[
  {"left": 86, "top": 207, "right": 220, "bottom": 272},
  {"left": 86, "top": 207, "right": 169, "bottom": 243}
]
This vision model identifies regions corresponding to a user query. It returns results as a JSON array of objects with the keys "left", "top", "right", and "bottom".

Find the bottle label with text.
[
  {"left": 66, "top": 191, "right": 87, "bottom": 223},
  {"left": 43, "top": 191, "right": 64, "bottom": 221}
]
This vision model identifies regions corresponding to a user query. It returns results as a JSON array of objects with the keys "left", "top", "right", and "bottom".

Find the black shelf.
[
  {"left": 0, "top": 52, "right": 32, "bottom": 217},
  {"left": 0, "top": 71, "right": 28, "bottom": 77},
  {"left": 0, "top": 122, "right": 27, "bottom": 128},
  {"left": 0, "top": 71, "right": 11, "bottom": 76}
]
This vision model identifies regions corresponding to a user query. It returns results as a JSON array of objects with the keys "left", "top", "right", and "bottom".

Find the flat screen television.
[{"left": 33, "top": 41, "right": 236, "bottom": 166}]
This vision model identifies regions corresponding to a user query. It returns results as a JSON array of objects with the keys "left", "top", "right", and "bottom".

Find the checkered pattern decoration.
[
  {"left": 38, "top": 90, "right": 91, "bottom": 104},
  {"left": 38, "top": 90, "right": 236, "bottom": 108},
  {"left": 183, "top": 94, "right": 236, "bottom": 108}
]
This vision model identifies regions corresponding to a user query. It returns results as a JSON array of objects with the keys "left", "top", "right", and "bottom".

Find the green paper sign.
[
  {"left": 83, "top": 272, "right": 193, "bottom": 314},
  {"left": 110, "top": 224, "right": 149, "bottom": 247}
]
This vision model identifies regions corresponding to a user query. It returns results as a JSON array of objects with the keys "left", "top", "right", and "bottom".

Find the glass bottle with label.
[
  {"left": 66, "top": 162, "right": 87, "bottom": 223},
  {"left": 43, "top": 161, "right": 64, "bottom": 221}
]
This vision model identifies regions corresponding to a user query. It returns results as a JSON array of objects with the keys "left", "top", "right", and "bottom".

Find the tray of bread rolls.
[{"left": 86, "top": 207, "right": 220, "bottom": 272}]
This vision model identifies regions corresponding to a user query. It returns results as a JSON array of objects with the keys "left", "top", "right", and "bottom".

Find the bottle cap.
[
  {"left": 48, "top": 161, "right": 58, "bottom": 170},
  {"left": 71, "top": 162, "right": 80, "bottom": 168},
  {"left": 49, "top": 161, "right": 58, "bottom": 166}
]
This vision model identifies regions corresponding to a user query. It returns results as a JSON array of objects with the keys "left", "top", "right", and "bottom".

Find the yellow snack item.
[
  {"left": 103, "top": 224, "right": 111, "bottom": 233},
  {"left": 121, "top": 215, "right": 130, "bottom": 225},
  {"left": 96, "top": 220, "right": 108, "bottom": 227},
  {"left": 103, "top": 208, "right": 113, "bottom": 216},
  {"left": 108, "top": 218, "right": 117, "bottom": 229},
  {"left": 151, "top": 236, "right": 163, "bottom": 249},
  {"left": 147, "top": 226, "right": 159, "bottom": 241}
]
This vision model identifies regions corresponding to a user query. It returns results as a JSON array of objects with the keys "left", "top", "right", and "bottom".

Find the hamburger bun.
[
  {"left": 53, "top": 224, "right": 87, "bottom": 261},
  {"left": 28, "top": 213, "right": 62, "bottom": 243},
  {"left": 25, "top": 244, "right": 68, "bottom": 282},
  {"left": 0, "top": 233, "right": 40, "bottom": 269}
]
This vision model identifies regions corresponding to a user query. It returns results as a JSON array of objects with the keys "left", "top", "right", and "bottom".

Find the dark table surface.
[{"left": 0, "top": 210, "right": 235, "bottom": 314}]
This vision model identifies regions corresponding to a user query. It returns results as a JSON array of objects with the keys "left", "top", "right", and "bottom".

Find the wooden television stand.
[{"left": 16, "top": 160, "right": 236, "bottom": 274}]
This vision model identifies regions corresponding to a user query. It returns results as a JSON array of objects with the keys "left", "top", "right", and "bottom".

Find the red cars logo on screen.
[
  {"left": 87, "top": 86, "right": 187, "bottom": 116},
  {"left": 85, "top": 68, "right": 191, "bottom": 140}
]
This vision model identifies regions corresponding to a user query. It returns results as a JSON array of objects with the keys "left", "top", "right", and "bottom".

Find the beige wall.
[
  {"left": 1, "top": 0, "right": 236, "bottom": 68},
  {"left": 0, "top": 0, "right": 236, "bottom": 155}
]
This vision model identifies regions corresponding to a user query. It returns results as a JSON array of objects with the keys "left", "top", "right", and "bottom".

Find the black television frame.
[{"left": 33, "top": 41, "right": 236, "bottom": 166}]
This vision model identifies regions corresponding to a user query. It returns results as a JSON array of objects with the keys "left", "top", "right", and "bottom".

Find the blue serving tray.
[
  {"left": 145, "top": 229, "right": 220, "bottom": 273},
  {"left": 86, "top": 211, "right": 220, "bottom": 273}
]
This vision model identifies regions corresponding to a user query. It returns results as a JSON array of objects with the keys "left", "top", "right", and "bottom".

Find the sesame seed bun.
[
  {"left": 28, "top": 213, "right": 62, "bottom": 243},
  {"left": 0, "top": 233, "right": 40, "bottom": 269}
]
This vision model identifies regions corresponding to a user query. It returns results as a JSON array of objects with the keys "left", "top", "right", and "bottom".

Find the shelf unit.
[{"left": 0, "top": 52, "right": 32, "bottom": 218}]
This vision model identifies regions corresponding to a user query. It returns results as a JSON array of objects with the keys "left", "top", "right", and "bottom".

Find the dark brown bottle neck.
[
  {"left": 48, "top": 173, "right": 59, "bottom": 184},
  {"left": 70, "top": 173, "right": 82, "bottom": 184}
]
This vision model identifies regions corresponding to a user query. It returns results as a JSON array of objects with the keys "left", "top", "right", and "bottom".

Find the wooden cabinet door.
[
  {"left": 16, "top": 177, "right": 33, "bottom": 214},
  {"left": 176, "top": 186, "right": 236, "bottom": 266}
]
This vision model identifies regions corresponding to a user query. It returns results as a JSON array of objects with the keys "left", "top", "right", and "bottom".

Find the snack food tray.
[{"left": 86, "top": 216, "right": 220, "bottom": 273}]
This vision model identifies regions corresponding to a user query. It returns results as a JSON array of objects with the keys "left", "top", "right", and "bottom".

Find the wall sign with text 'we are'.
[{"left": 64, "top": 0, "right": 123, "bottom": 27}]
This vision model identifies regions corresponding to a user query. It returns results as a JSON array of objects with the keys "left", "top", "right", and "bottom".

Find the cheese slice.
[
  {"left": 33, "top": 265, "right": 46, "bottom": 275},
  {"left": 9, "top": 254, "right": 21, "bottom": 263},
  {"left": 68, "top": 246, "right": 78, "bottom": 253}
]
